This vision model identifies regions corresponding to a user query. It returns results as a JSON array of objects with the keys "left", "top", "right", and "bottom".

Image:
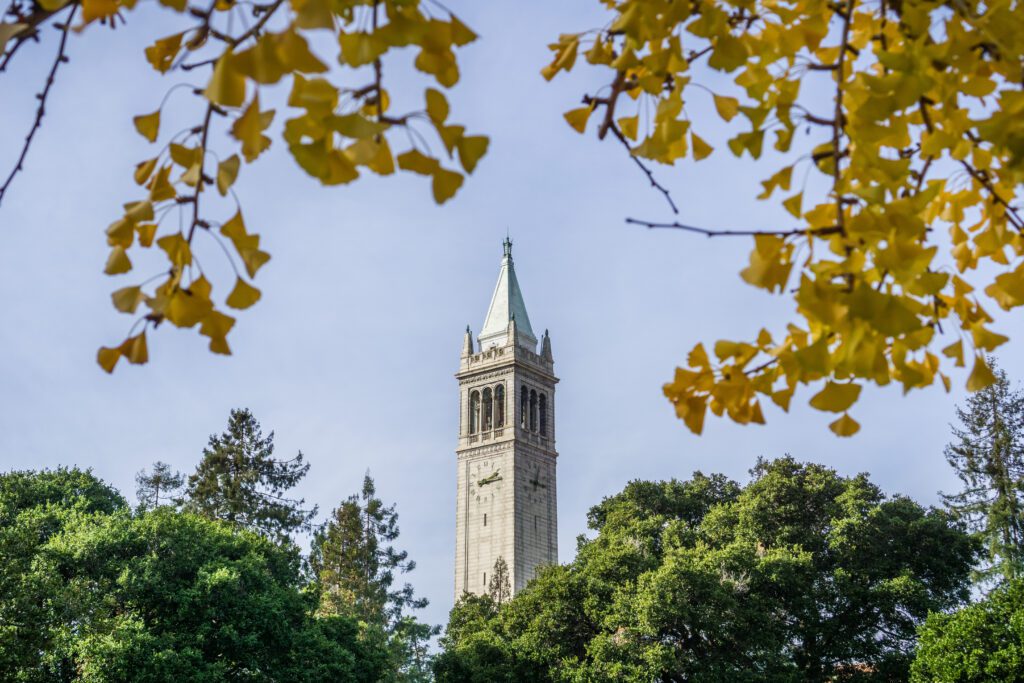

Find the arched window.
[
  {"left": 469, "top": 390, "right": 480, "bottom": 434},
  {"left": 495, "top": 384, "right": 505, "bottom": 428},
  {"left": 529, "top": 390, "right": 538, "bottom": 432},
  {"left": 520, "top": 385, "right": 528, "bottom": 428},
  {"left": 482, "top": 388, "right": 493, "bottom": 431},
  {"left": 539, "top": 393, "right": 547, "bottom": 436}
]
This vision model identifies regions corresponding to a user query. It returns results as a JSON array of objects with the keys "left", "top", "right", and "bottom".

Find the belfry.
[{"left": 454, "top": 239, "right": 559, "bottom": 599}]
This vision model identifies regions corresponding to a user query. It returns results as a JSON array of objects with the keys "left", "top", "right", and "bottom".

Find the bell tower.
[{"left": 454, "top": 239, "right": 558, "bottom": 599}]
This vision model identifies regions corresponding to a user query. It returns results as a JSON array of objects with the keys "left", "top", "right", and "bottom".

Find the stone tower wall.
[{"left": 454, "top": 342, "right": 558, "bottom": 600}]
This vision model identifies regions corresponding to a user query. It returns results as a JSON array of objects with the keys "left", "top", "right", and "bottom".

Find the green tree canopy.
[
  {"left": 32, "top": 507, "right": 385, "bottom": 681},
  {"left": 0, "top": 468, "right": 388, "bottom": 683},
  {"left": 0, "top": 468, "right": 127, "bottom": 678},
  {"left": 912, "top": 577, "right": 1024, "bottom": 682},
  {"left": 435, "top": 458, "right": 977, "bottom": 682},
  {"left": 183, "top": 407, "right": 317, "bottom": 542}
]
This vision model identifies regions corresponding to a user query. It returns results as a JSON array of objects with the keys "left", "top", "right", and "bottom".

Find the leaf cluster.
[{"left": 546, "top": 0, "right": 1024, "bottom": 435}]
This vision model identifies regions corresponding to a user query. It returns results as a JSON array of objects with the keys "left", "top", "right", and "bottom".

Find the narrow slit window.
[
  {"left": 539, "top": 393, "right": 547, "bottom": 436},
  {"left": 520, "top": 385, "right": 528, "bottom": 428},
  {"left": 495, "top": 384, "right": 505, "bottom": 427},
  {"left": 483, "top": 572, "right": 487, "bottom": 586},
  {"left": 529, "top": 390, "right": 538, "bottom": 432},
  {"left": 484, "top": 513, "right": 487, "bottom": 526}
]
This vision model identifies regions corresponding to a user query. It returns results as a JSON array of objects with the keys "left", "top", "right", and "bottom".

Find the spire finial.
[{"left": 503, "top": 234, "right": 512, "bottom": 258}]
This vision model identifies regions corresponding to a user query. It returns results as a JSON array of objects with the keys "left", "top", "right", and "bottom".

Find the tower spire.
[{"left": 478, "top": 239, "right": 536, "bottom": 349}]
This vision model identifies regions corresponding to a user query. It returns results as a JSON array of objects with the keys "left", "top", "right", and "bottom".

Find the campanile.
[{"left": 454, "top": 239, "right": 558, "bottom": 599}]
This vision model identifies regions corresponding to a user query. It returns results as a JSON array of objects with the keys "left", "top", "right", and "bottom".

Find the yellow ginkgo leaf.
[
  {"left": 134, "top": 158, "right": 158, "bottom": 185},
  {"left": 165, "top": 289, "right": 213, "bottom": 328},
  {"left": 278, "top": 29, "right": 327, "bottom": 73},
  {"left": 111, "top": 286, "right": 144, "bottom": 313},
  {"left": 200, "top": 310, "right": 235, "bottom": 344},
  {"left": 397, "top": 150, "right": 439, "bottom": 176},
  {"left": 456, "top": 136, "right": 488, "bottom": 174},
  {"left": 783, "top": 192, "right": 803, "bottom": 218},
  {"left": 829, "top": 413, "right": 860, "bottom": 437},
  {"left": 157, "top": 233, "right": 192, "bottom": 267},
  {"left": 226, "top": 278, "right": 262, "bottom": 309},
  {"left": 81, "top": 0, "right": 118, "bottom": 22},
  {"left": 104, "top": 246, "right": 132, "bottom": 275},
  {"left": 617, "top": 115, "right": 638, "bottom": 140},
  {"left": 97, "top": 346, "right": 121, "bottom": 374},
  {"left": 169, "top": 144, "right": 199, "bottom": 169},
  {"left": 691, "top": 132, "right": 713, "bottom": 160},
  {"left": 942, "top": 340, "right": 964, "bottom": 367},
  {"left": 450, "top": 15, "right": 477, "bottom": 46},
  {"left": 338, "top": 31, "right": 387, "bottom": 67},
  {"left": 217, "top": 155, "right": 240, "bottom": 195},
  {"left": 809, "top": 381, "right": 862, "bottom": 413},
  {"left": 120, "top": 332, "right": 148, "bottom": 365},
  {"left": 967, "top": 355, "right": 996, "bottom": 392},
  {"left": 144, "top": 33, "right": 183, "bottom": 73},
  {"left": 425, "top": 88, "right": 449, "bottom": 124},
  {"left": 231, "top": 95, "right": 274, "bottom": 162},
  {"left": 206, "top": 51, "right": 246, "bottom": 107},
  {"left": 133, "top": 111, "right": 160, "bottom": 143},
  {"left": 713, "top": 94, "right": 740, "bottom": 121},
  {"left": 432, "top": 168, "right": 464, "bottom": 204},
  {"left": 563, "top": 106, "right": 593, "bottom": 134}
]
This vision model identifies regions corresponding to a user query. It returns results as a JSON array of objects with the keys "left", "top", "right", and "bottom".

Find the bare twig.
[
  {"left": 609, "top": 125, "right": 679, "bottom": 214},
  {"left": 626, "top": 217, "right": 842, "bottom": 238},
  {"left": 959, "top": 159, "right": 1024, "bottom": 232},
  {"left": 0, "top": 3, "right": 76, "bottom": 207}
]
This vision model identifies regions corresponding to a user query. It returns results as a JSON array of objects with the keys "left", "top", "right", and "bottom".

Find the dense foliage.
[
  {"left": 435, "top": 459, "right": 977, "bottom": 682},
  {"left": 911, "top": 578, "right": 1024, "bottom": 682},
  {"left": 943, "top": 359, "right": 1024, "bottom": 584},
  {"left": 0, "top": 467, "right": 387, "bottom": 681}
]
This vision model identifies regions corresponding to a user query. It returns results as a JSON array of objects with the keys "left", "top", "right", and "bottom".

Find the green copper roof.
[{"left": 478, "top": 238, "right": 536, "bottom": 349}]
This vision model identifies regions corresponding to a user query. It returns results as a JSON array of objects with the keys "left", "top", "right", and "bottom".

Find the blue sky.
[{"left": 2, "top": 1, "right": 1022, "bottom": 631}]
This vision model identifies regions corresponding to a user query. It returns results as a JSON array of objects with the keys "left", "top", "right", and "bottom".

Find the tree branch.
[
  {"left": 626, "top": 217, "right": 842, "bottom": 238},
  {"left": 0, "top": 3, "right": 75, "bottom": 207},
  {"left": 609, "top": 124, "right": 679, "bottom": 215}
]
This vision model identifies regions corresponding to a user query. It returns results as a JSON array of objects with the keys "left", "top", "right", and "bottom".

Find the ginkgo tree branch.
[
  {"left": 626, "top": 217, "right": 842, "bottom": 238},
  {"left": 608, "top": 124, "right": 679, "bottom": 215},
  {"left": 0, "top": 3, "right": 75, "bottom": 207}
]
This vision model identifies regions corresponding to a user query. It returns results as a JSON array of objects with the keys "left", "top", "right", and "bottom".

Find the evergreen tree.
[
  {"left": 943, "top": 359, "right": 1024, "bottom": 584},
  {"left": 488, "top": 557, "right": 511, "bottom": 606},
  {"left": 135, "top": 460, "right": 183, "bottom": 509},
  {"left": 182, "top": 408, "right": 316, "bottom": 542},
  {"left": 312, "top": 473, "right": 437, "bottom": 681}
]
